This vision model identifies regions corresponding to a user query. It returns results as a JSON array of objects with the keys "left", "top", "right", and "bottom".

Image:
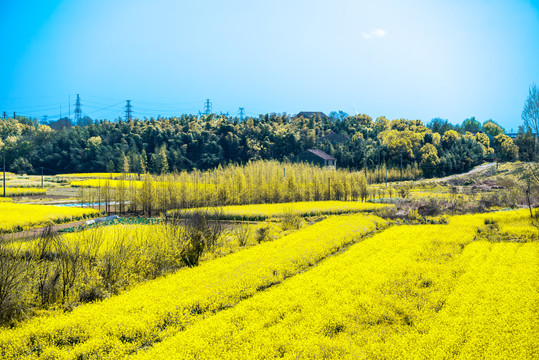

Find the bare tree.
[
  {"left": 233, "top": 223, "right": 251, "bottom": 247},
  {"left": 524, "top": 164, "right": 539, "bottom": 231},
  {"left": 0, "top": 237, "right": 32, "bottom": 324},
  {"left": 522, "top": 83, "right": 539, "bottom": 151}
]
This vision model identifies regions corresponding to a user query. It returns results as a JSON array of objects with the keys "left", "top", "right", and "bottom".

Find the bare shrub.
[
  {"left": 180, "top": 216, "right": 206, "bottom": 267},
  {"left": 55, "top": 239, "right": 82, "bottom": 304},
  {"left": 169, "top": 209, "right": 225, "bottom": 267},
  {"left": 98, "top": 233, "right": 132, "bottom": 294},
  {"left": 417, "top": 198, "right": 442, "bottom": 217},
  {"left": 33, "top": 226, "right": 62, "bottom": 306},
  {"left": 233, "top": 223, "right": 251, "bottom": 247},
  {"left": 256, "top": 226, "right": 270, "bottom": 244},
  {"left": 0, "top": 238, "right": 32, "bottom": 325},
  {"left": 204, "top": 209, "right": 224, "bottom": 252},
  {"left": 397, "top": 185, "right": 410, "bottom": 199},
  {"left": 280, "top": 208, "right": 303, "bottom": 231}
]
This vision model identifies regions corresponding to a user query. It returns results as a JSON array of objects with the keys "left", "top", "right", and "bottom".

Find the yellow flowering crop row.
[
  {"left": 132, "top": 220, "right": 479, "bottom": 359},
  {"left": 57, "top": 172, "right": 139, "bottom": 178},
  {"left": 132, "top": 212, "right": 538, "bottom": 360},
  {"left": 381, "top": 241, "right": 539, "bottom": 359},
  {"left": 9, "top": 224, "right": 169, "bottom": 254},
  {"left": 408, "top": 191, "right": 470, "bottom": 201},
  {"left": 0, "top": 202, "right": 99, "bottom": 233},
  {"left": 70, "top": 179, "right": 214, "bottom": 190},
  {"left": 3, "top": 187, "right": 47, "bottom": 197},
  {"left": 70, "top": 179, "right": 143, "bottom": 188},
  {"left": 450, "top": 208, "right": 538, "bottom": 241},
  {"left": 178, "top": 201, "right": 390, "bottom": 221},
  {"left": 0, "top": 213, "right": 387, "bottom": 359}
]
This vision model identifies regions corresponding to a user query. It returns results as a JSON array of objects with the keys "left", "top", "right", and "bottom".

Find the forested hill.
[{"left": 0, "top": 113, "right": 531, "bottom": 177}]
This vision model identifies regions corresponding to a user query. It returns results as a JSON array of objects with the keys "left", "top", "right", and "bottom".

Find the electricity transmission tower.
[
  {"left": 74, "top": 94, "right": 82, "bottom": 124},
  {"left": 238, "top": 107, "right": 245, "bottom": 121},
  {"left": 204, "top": 99, "right": 212, "bottom": 115},
  {"left": 124, "top": 100, "right": 133, "bottom": 121}
]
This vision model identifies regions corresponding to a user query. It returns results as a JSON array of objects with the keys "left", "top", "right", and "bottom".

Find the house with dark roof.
[
  {"left": 296, "top": 149, "right": 336, "bottom": 169},
  {"left": 316, "top": 131, "right": 350, "bottom": 144},
  {"left": 295, "top": 111, "right": 328, "bottom": 119}
]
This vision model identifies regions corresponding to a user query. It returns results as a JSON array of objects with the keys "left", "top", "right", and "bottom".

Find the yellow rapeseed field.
[
  {"left": 4, "top": 187, "right": 47, "bottom": 196},
  {"left": 0, "top": 213, "right": 387, "bottom": 359},
  {"left": 57, "top": 172, "right": 139, "bottom": 178},
  {"left": 0, "top": 202, "right": 99, "bottom": 233},
  {"left": 178, "top": 200, "right": 390, "bottom": 220},
  {"left": 131, "top": 211, "right": 538, "bottom": 360},
  {"left": 70, "top": 179, "right": 213, "bottom": 191},
  {"left": 382, "top": 241, "right": 538, "bottom": 359}
]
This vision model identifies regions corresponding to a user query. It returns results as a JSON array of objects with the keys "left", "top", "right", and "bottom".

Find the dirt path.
[
  {"left": 434, "top": 162, "right": 495, "bottom": 182},
  {"left": 5, "top": 220, "right": 88, "bottom": 242},
  {"left": 5, "top": 217, "right": 245, "bottom": 242}
]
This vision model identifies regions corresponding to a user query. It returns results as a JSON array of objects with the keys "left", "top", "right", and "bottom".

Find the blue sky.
[{"left": 1, "top": 0, "right": 538, "bottom": 131}]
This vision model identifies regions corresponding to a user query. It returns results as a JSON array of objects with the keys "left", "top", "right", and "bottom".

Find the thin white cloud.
[{"left": 362, "top": 28, "right": 387, "bottom": 40}]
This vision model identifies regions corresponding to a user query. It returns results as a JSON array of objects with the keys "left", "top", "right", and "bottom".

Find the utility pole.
[
  {"left": 378, "top": 145, "right": 381, "bottom": 182},
  {"left": 2, "top": 112, "right": 6, "bottom": 120},
  {"left": 238, "top": 107, "right": 245, "bottom": 121},
  {"left": 3, "top": 151, "right": 5, "bottom": 197},
  {"left": 385, "top": 162, "right": 388, "bottom": 188},
  {"left": 74, "top": 94, "right": 82, "bottom": 125},
  {"left": 400, "top": 149, "right": 403, "bottom": 181},
  {"left": 328, "top": 177, "right": 331, "bottom": 200},
  {"left": 204, "top": 99, "right": 212, "bottom": 115},
  {"left": 13, "top": 112, "right": 16, "bottom": 119},
  {"left": 41, "top": 167, "right": 44, "bottom": 188},
  {"left": 125, "top": 100, "right": 133, "bottom": 121}
]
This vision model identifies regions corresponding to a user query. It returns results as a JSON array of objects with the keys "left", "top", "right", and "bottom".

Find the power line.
[{"left": 84, "top": 102, "right": 124, "bottom": 115}]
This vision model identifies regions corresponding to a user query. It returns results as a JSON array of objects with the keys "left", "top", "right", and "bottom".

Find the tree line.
[{"left": 0, "top": 111, "right": 530, "bottom": 178}]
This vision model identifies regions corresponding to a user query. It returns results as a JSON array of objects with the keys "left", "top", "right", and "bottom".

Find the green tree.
[
  {"left": 474, "top": 132, "right": 494, "bottom": 158},
  {"left": 442, "top": 130, "right": 459, "bottom": 148},
  {"left": 494, "top": 134, "right": 519, "bottom": 161},
  {"left": 419, "top": 143, "right": 440, "bottom": 178},
  {"left": 515, "top": 128, "right": 536, "bottom": 162},
  {"left": 151, "top": 144, "right": 169, "bottom": 174},
  {"left": 461, "top": 117, "right": 481, "bottom": 133},
  {"left": 10, "top": 157, "right": 33, "bottom": 174},
  {"left": 482, "top": 120, "right": 505, "bottom": 137}
]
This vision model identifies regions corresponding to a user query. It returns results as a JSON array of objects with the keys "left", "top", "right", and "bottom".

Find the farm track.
[
  {"left": 434, "top": 162, "right": 495, "bottom": 182},
  {"left": 4, "top": 220, "right": 87, "bottom": 241},
  {"left": 4, "top": 214, "right": 253, "bottom": 242}
]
